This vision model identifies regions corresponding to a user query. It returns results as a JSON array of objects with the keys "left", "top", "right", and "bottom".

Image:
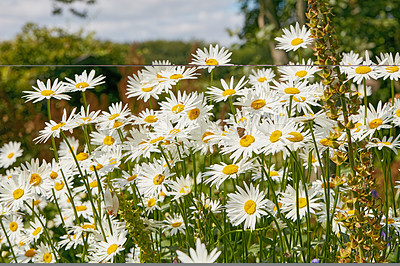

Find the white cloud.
[{"left": 0, "top": 0, "right": 244, "bottom": 46}]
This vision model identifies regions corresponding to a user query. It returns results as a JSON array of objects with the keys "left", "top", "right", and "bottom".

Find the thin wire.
[{"left": 0, "top": 64, "right": 399, "bottom": 68}]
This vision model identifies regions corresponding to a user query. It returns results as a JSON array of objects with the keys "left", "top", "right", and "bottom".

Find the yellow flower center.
[
  {"left": 89, "top": 164, "right": 103, "bottom": 171},
  {"left": 295, "top": 70, "right": 307, "bottom": 78},
  {"left": 127, "top": 175, "right": 137, "bottom": 181},
  {"left": 107, "top": 244, "right": 118, "bottom": 255},
  {"left": 51, "top": 122, "right": 65, "bottom": 131},
  {"left": 109, "top": 113, "right": 120, "bottom": 120},
  {"left": 55, "top": 181, "right": 64, "bottom": 191},
  {"left": 286, "top": 132, "right": 303, "bottom": 142},
  {"left": 202, "top": 131, "right": 214, "bottom": 143},
  {"left": 240, "top": 135, "right": 255, "bottom": 147},
  {"left": 81, "top": 224, "right": 96, "bottom": 230},
  {"left": 297, "top": 197, "right": 307, "bottom": 208},
  {"left": 238, "top": 117, "right": 247, "bottom": 123},
  {"left": 355, "top": 122, "right": 362, "bottom": 132},
  {"left": 50, "top": 171, "right": 58, "bottom": 179},
  {"left": 251, "top": 99, "right": 266, "bottom": 110},
  {"left": 32, "top": 227, "right": 42, "bottom": 236},
  {"left": 113, "top": 121, "right": 123, "bottom": 128},
  {"left": 284, "top": 87, "right": 300, "bottom": 94},
  {"left": 153, "top": 174, "right": 165, "bottom": 185},
  {"left": 76, "top": 152, "right": 89, "bottom": 161},
  {"left": 13, "top": 188, "right": 24, "bottom": 199},
  {"left": 206, "top": 58, "right": 218, "bottom": 65},
  {"left": 258, "top": 77, "right": 267, "bottom": 83},
  {"left": 268, "top": 171, "right": 279, "bottom": 177},
  {"left": 348, "top": 209, "right": 355, "bottom": 215},
  {"left": 103, "top": 136, "right": 115, "bottom": 146},
  {"left": 270, "top": 130, "right": 282, "bottom": 143},
  {"left": 25, "top": 249, "right": 36, "bottom": 257},
  {"left": 76, "top": 205, "right": 87, "bottom": 212},
  {"left": 147, "top": 198, "right": 156, "bottom": 207},
  {"left": 30, "top": 173, "right": 42, "bottom": 186},
  {"left": 355, "top": 66, "right": 371, "bottom": 74},
  {"left": 40, "top": 90, "right": 54, "bottom": 96},
  {"left": 273, "top": 202, "right": 282, "bottom": 212},
  {"left": 222, "top": 89, "right": 236, "bottom": 97},
  {"left": 141, "top": 87, "right": 153, "bottom": 92},
  {"left": 387, "top": 218, "right": 395, "bottom": 224},
  {"left": 172, "top": 104, "right": 185, "bottom": 113},
  {"left": 377, "top": 141, "right": 391, "bottom": 146},
  {"left": 170, "top": 74, "right": 183, "bottom": 79},
  {"left": 169, "top": 128, "right": 181, "bottom": 135},
  {"left": 7, "top": 153, "right": 14, "bottom": 159},
  {"left": 150, "top": 136, "right": 165, "bottom": 144},
  {"left": 386, "top": 66, "right": 399, "bottom": 73},
  {"left": 171, "top": 222, "right": 182, "bottom": 227},
  {"left": 188, "top": 108, "right": 200, "bottom": 120},
  {"left": 396, "top": 109, "right": 400, "bottom": 117},
  {"left": 179, "top": 186, "right": 190, "bottom": 194},
  {"left": 9, "top": 222, "right": 18, "bottom": 232},
  {"left": 144, "top": 115, "right": 158, "bottom": 123},
  {"left": 75, "top": 82, "right": 89, "bottom": 89},
  {"left": 89, "top": 181, "right": 98, "bottom": 188},
  {"left": 244, "top": 200, "right": 256, "bottom": 215},
  {"left": 222, "top": 164, "right": 239, "bottom": 175},
  {"left": 369, "top": 118, "right": 383, "bottom": 129},
  {"left": 291, "top": 38, "right": 304, "bottom": 46},
  {"left": 319, "top": 138, "right": 331, "bottom": 146},
  {"left": 43, "top": 252, "right": 52, "bottom": 263},
  {"left": 293, "top": 96, "right": 306, "bottom": 102}
]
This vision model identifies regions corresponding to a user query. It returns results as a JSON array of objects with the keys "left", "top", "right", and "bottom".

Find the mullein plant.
[{"left": 1, "top": 11, "right": 400, "bottom": 264}]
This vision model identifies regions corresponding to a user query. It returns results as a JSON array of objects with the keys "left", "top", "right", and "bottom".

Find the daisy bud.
[{"left": 105, "top": 188, "right": 119, "bottom": 216}]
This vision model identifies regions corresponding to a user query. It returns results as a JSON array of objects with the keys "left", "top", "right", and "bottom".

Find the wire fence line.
[{"left": 0, "top": 64, "right": 399, "bottom": 68}]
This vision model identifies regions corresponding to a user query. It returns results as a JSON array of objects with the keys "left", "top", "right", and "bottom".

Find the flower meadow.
[{"left": 2, "top": 5, "right": 400, "bottom": 264}]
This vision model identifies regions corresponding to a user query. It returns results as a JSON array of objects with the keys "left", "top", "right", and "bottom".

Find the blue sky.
[{"left": 0, "top": 0, "right": 244, "bottom": 46}]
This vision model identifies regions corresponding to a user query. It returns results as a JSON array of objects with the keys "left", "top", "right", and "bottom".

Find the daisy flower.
[
  {"left": 126, "top": 71, "right": 164, "bottom": 102},
  {"left": 376, "top": 52, "right": 400, "bottom": 81},
  {"left": 226, "top": 183, "right": 268, "bottom": 231},
  {"left": 134, "top": 108, "right": 162, "bottom": 126},
  {"left": 90, "top": 129, "right": 121, "bottom": 152},
  {"left": 221, "top": 118, "right": 265, "bottom": 162},
  {"left": 64, "top": 69, "right": 105, "bottom": 92},
  {"left": 360, "top": 101, "right": 393, "bottom": 139},
  {"left": 20, "top": 159, "right": 53, "bottom": 198},
  {"left": 0, "top": 141, "right": 23, "bottom": 169},
  {"left": 159, "top": 91, "right": 200, "bottom": 123},
  {"left": 207, "top": 76, "right": 247, "bottom": 103},
  {"left": 0, "top": 174, "right": 33, "bottom": 212},
  {"left": 279, "top": 184, "right": 322, "bottom": 221},
  {"left": 248, "top": 68, "right": 275, "bottom": 89},
  {"left": 23, "top": 78, "right": 70, "bottom": 103},
  {"left": 366, "top": 135, "right": 400, "bottom": 155},
  {"left": 348, "top": 83, "right": 372, "bottom": 99},
  {"left": 203, "top": 159, "right": 256, "bottom": 189},
  {"left": 96, "top": 102, "right": 132, "bottom": 130},
  {"left": 158, "top": 65, "right": 198, "bottom": 83},
  {"left": 346, "top": 50, "right": 381, "bottom": 84},
  {"left": 33, "top": 243, "right": 56, "bottom": 263},
  {"left": 163, "top": 213, "right": 186, "bottom": 236},
  {"left": 190, "top": 44, "right": 232, "bottom": 72},
  {"left": 392, "top": 98, "right": 400, "bottom": 127},
  {"left": 74, "top": 105, "right": 101, "bottom": 127},
  {"left": 168, "top": 175, "right": 193, "bottom": 200},
  {"left": 278, "top": 59, "right": 320, "bottom": 81},
  {"left": 235, "top": 90, "right": 278, "bottom": 117},
  {"left": 135, "top": 159, "right": 172, "bottom": 197},
  {"left": 176, "top": 238, "right": 221, "bottom": 263},
  {"left": 2, "top": 213, "right": 25, "bottom": 245},
  {"left": 138, "top": 195, "right": 161, "bottom": 214},
  {"left": 25, "top": 215, "right": 46, "bottom": 243},
  {"left": 340, "top": 51, "right": 363, "bottom": 75},
  {"left": 275, "top": 22, "right": 312, "bottom": 52},
  {"left": 34, "top": 108, "right": 77, "bottom": 143}
]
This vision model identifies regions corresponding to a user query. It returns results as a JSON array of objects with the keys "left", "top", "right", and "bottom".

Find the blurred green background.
[{"left": 1, "top": 0, "right": 400, "bottom": 171}]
